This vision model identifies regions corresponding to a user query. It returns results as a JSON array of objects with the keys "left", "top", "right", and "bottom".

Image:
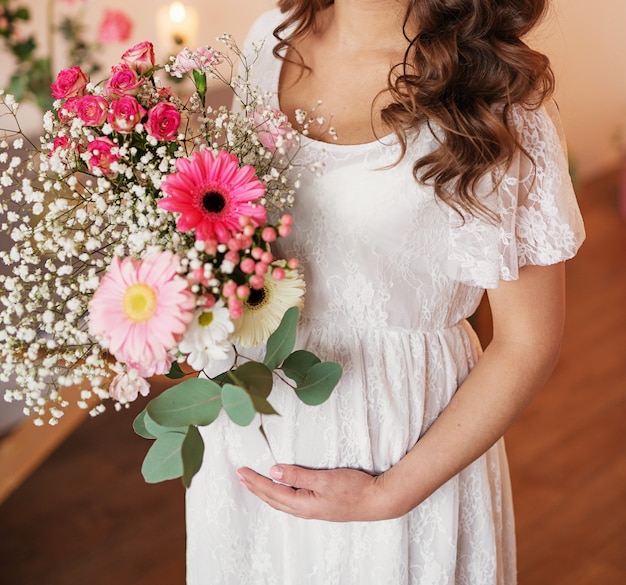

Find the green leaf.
[
  {"left": 141, "top": 431, "right": 186, "bottom": 483},
  {"left": 147, "top": 378, "right": 222, "bottom": 428},
  {"left": 133, "top": 408, "right": 157, "bottom": 439},
  {"left": 221, "top": 383, "right": 256, "bottom": 426},
  {"left": 250, "top": 394, "right": 279, "bottom": 416},
  {"left": 166, "top": 361, "right": 186, "bottom": 380},
  {"left": 211, "top": 370, "right": 231, "bottom": 385},
  {"left": 233, "top": 361, "right": 273, "bottom": 398},
  {"left": 143, "top": 409, "right": 188, "bottom": 437},
  {"left": 295, "top": 361, "right": 342, "bottom": 406},
  {"left": 193, "top": 70, "right": 207, "bottom": 95},
  {"left": 264, "top": 306, "right": 299, "bottom": 370},
  {"left": 181, "top": 426, "right": 205, "bottom": 488},
  {"left": 282, "top": 350, "right": 321, "bottom": 386}
]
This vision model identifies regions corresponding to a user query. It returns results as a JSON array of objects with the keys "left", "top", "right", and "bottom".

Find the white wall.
[{"left": 1, "top": 0, "right": 624, "bottom": 180}]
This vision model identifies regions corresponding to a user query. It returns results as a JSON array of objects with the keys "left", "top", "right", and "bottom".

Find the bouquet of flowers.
[{"left": 0, "top": 37, "right": 341, "bottom": 486}]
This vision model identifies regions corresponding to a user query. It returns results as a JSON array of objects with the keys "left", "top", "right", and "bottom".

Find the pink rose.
[
  {"left": 157, "top": 87, "right": 173, "bottom": 100},
  {"left": 97, "top": 9, "right": 133, "bottom": 43},
  {"left": 52, "top": 136, "right": 71, "bottom": 152},
  {"left": 253, "top": 108, "right": 296, "bottom": 152},
  {"left": 73, "top": 95, "right": 109, "bottom": 126},
  {"left": 105, "top": 63, "right": 144, "bottom": 98},
  {"left": 51, "top": 66, "right": 89, "bottom": 99},
  {"left": 121, "top": 41, "right": 155, "bottom": 75},
  {"left": 145, "top": 102, "right": 181, "bottom": 141},
  {"left": 108, "top": 95, "right": 146, "bottom": 133},
  {"left": 86, "top": 137, "right": 119, "bottom": 176},
  {"left": 57, "top": 96, "right": 80, "bottom": 122}
]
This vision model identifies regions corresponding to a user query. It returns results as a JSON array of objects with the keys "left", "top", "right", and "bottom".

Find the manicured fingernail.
[{"left": 270, "top": 465, "right": 283, "bottom": 479}]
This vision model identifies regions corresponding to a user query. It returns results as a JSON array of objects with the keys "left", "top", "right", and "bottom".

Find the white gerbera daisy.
[
  {"left": 178, "top": 300, "right": 235, "bottom": 371},
  {"left": 234, "top": 264, "right": 305, "bottom": 348}
]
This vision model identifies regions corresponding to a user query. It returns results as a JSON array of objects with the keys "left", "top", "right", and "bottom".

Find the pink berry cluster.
[{"left": 222, "top": 214, "right": 298, "bottom": 319}]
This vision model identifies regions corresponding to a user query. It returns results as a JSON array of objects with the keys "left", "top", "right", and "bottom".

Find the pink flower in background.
[
  {"left": 51, "top": 66, "right": 89, "bottom": 99},
  {"left": 73, "top": 95, "right": 109, "bottom": 126},
  {"left": 253, "top": 108, "right": 296, "bottom": 152},
  {"left": 87, "top": 252, "right": 195, "bottom": 366},
  {"left": 108, "top": 95, "right": 146, "bottom": 133},
  {"left": 105, "top": 63, "right": 143, "bottom": 98},
  {"left": 144, "top": 101, "right": 181, "bottom": 141},
  {"left": 121, "top": 40, "right": 155, "bottom": 75},
  {"left": 86, "top": 137, "right": 119, "bottom": 175},
  {"left": 98, "top": 9, "right": 133, "bottom": 44},
  {"left": 158, "top": 149, "right": 267, "bottom": 244}
]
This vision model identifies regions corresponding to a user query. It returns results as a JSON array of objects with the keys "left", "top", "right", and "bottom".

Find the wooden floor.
[{"left": 0, "top": 168, "right": 624, "bottom": 584}]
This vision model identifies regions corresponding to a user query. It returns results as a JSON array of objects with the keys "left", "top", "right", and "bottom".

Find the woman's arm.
[{"left": 238, "top": 262, "right": 566, "bottom": 521}]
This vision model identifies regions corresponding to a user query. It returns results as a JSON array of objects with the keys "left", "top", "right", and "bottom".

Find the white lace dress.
[{"left": 186, "top": 9, "right": 585, "bottom": 585}]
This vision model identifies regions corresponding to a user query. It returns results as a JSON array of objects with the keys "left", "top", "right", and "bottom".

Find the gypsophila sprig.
[{"left": 0, "top": 37, "right": 341, "bottom": 484}]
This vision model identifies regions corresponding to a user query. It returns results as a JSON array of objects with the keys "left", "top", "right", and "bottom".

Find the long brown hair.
[{"left": 273, "top": 0, "right": 554, "bottom": 216}]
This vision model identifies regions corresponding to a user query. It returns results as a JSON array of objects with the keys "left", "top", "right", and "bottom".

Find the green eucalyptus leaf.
[
  {"left": 166, "top": 361, "right": 186, "bottom": 380},
  {"left": 233, "top": 361, "right": 273, "bottom": 398},
  {"left": 141, "top": 431, "right": 186, "bottom": 483},
  {"left": 295, "top": 361, "right": 342, "bottom": 406},
  {"left": 211, "top": 370, "right": 231, "bottom": 385},
  {"left": 264, "top": 306, "right": 299, "bottom": 370},
  {"left": 143, "top": 409, "right": 188, "bottom": 437},
  {"left": 181, "top": 426, "right": 205, "bottom": 488},
  {"left": 221, "top": 383, "right": 256, "bottom": 426},
  {"left": 250, "top": 395, "right": 279, "bottom": 416},
  {"left": 133, "top": 408, "right": 157, "bottom": 439},
  {"left": 258, "top": 423, "right": 272, "bottom": 454},
  {"left": 282, "top": 350, "right": 321, "bottom": 385},
  {"left": 147, "top": 378, "right": 222, "bottom": 427}
]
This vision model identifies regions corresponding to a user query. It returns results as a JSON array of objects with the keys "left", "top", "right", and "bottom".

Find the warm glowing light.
[{"left": 169, "top": 2, "right": 187, "bottom": 24}]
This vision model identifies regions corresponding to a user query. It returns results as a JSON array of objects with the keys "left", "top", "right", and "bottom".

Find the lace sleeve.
[{"left": 448, "top": 101, "right": 586, "bottom": 289}]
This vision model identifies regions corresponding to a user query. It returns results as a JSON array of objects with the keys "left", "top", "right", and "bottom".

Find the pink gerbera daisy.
[
  {"left": 88, "top": 251, "right": 195, "bottom": 366},
  {"left": 158, "top": 149, "right": 267, "bottom": 243}
]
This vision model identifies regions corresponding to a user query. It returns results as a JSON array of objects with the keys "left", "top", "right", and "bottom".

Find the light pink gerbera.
[
  {"left": 88, "top": 251, "right": 195, "bottom": 366},
  {"left": 158, "top": 149, "right": 267, "bottom": 244}
]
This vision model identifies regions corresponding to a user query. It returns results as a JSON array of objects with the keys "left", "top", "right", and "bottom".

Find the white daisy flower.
[
  {"left": 234, "top": 265, "right": 305, "bottom": 348},
  {"left": 178, "top": 300, "right": 235, "bottom": 372}
]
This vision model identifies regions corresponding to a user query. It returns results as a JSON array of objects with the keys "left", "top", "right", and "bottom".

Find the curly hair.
[{"left": 273, "top": 0, "right": 555, "bottom": 216}]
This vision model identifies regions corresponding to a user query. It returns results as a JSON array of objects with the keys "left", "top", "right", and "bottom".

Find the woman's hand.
[{"left": 237, "top": 465, "right": 396, "bottom": 522}]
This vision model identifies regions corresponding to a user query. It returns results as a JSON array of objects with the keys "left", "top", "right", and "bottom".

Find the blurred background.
[{"left": 0, "top": 1, "right": 624, "bottom": 584}]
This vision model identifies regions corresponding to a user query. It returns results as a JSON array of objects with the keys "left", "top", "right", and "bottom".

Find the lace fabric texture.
[{"left": 186, "top": 9, "right": 585, "bottom": 584}]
